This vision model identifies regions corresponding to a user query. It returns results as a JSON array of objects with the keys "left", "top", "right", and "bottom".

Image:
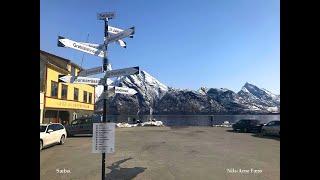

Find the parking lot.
[{"left": 40, "top": 127, "right": 280, "bottom": 180}]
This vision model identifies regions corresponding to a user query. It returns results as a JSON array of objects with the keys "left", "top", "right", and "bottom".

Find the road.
[{"left": 40, "top": 127, "right": 280, "bottom": 180}]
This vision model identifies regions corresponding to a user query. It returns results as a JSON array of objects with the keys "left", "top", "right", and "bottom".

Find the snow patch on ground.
[{"left": 267, "top": 106, "right": 279, "bottom": 112}]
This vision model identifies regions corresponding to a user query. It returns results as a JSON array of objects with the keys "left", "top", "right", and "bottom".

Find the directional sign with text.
[
  {"left": 108, "top": 26, "right": 133, "bottom": 37},
  {"left": 105, "top": 66, "right": 139, "bottom": 78},
  {"left": 107, "top": 27, "right": 135, "bottom": 43},
  {"left": 59, "top": 75, "right": 104, "bottom": 85},
  {"left": 58, "top": 36, "right": 105, "bottom": 57},
  {"left": 78, "top": 42, "right": 104, "bottom": 50},
  {"left": 108, "top": 26, "right": 123, "bottom": 34},
  {"left": 108, "top": 86, "right": 138, "bottom": 96},
  {"left": 78, "top": 66, "right": 104, "bottom": 77},
  {"left": 107, "top": 26, "right": 130, "bottom": 48}
]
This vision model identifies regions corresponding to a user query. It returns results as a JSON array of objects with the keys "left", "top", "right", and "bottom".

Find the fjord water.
[{"left": 111, "top": 115, "right": 280, "bottom": 126}]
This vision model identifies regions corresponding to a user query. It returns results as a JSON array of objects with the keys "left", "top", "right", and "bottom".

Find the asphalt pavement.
[{"left": 40, "top": 126, "right": 280, "bottom": 180}]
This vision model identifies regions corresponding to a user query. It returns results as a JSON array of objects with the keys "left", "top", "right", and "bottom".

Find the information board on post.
[{"left": 92, "top": 123, "right": 115, "bottom": 153}]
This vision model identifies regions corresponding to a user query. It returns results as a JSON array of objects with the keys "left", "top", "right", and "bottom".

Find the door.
[
  {"left": 45, "top": 124, "right": 56, "bottom": 145},
  {"left": 70, "top": 119, "right": 82, "bottom": 135},
  {"left": 55, "top": 124, "right": 65, "bottom": 141},
  {"left": 82, "top": 118, "right": 92, "bottom": 134},
  {"left": 78, "top": 119, "right": 91, "bottom": 134},
  {"left": 77, "top": 119, "right": 85, "bottom": 134},
  {"left": 51, "top": 124, "right": 61, "bottom": 143},
  {"left": 264, "top": 121, "right": 274, "bottom": 135},
  {"left": 70, "top": 119, "right": 87, "bottom": 135},
  {"left": 270, "top": 123, "right": 276, "bottom": 135},
  {"left": 272, "top": 121, "right": 280, "bottom": 135}
]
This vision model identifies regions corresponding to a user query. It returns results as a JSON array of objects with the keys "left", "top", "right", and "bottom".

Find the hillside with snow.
[{"left": 95, "top": 70, "right": 280, "bottom": 115}]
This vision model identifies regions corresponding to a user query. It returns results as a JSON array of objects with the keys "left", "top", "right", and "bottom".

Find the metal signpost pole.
[
  {"left": 59, "top": 11, "right": 136, "bottom": 180},
  {"left": 102, "top": 17, "right": 109, "bottom": 180}
]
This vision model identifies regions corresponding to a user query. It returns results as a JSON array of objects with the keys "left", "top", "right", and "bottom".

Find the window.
[
  {"left": 40, "top": 125, "right": 47, "bottom": 132},
  {"left": 71, "top": 120, "right": 80, "bottom": 125},
  {"left": 74, "top": 88, "right": 79, "bottom": 101},
  {"left": 53, "top": 124, "right": 59, "bottom": 131},
  {"left": 79, "top": 119, "right": 87, "bottom": 124},
  {"left": 61, "top": 84, "right": 68, "bottom": 100},
  {"left": 51, "top": 81, "right": 58, "bottom": 97},
  {"left": 88, "top": 93, "right": 92, "bottom": 104},
  {"left": 83, "top": 91, "right": 88, "bottom": 103},
  {"left": 57, "top": 124, "right": 64, "bottom": 130},
  {"left": 47, "top": 124, "right": 54, "bottom": 132},
  {"left": 267, "top": 121, "right": 275, "bottom": 126},
  {"left": 83, "top": 118, "right": 93, "bottom": 124}
]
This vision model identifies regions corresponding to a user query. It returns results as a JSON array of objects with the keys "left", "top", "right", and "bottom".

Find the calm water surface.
[{"left": 109, "top": 115, "right": 280, "bottom": 126}]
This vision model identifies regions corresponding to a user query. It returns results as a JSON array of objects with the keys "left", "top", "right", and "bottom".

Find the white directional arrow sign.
[
  {"left": 105, "top": 66, "right": 139, "bottom": 78},
  {"left": 59, "top": 75, "right": 103, "bottom": 85},
  {"left": 108, "top": 26, "right": 123, "bottom": 34},
  {"left": 108, "top": 86, "right": 137, "bottom": 96},
  {"left": 117, "top": 39, "right": 127, "bottom": 48},
  {"left": 107, "top": 27, "right": 135, "bottom": 43},
  {"left": 107, "top": 26, "right": 131, "bottom": 48},
  {"left": 58, "top": 36, "right": 105, "bottom": 57},
  {"left": 78, "top": 66, "right": 104, "bottom": 77},
  {"left": 77, "top": 42, "right": 104, "bottom": 49},
  {"left": 108, "top": 26, "right": 134, "bottom": 38}
]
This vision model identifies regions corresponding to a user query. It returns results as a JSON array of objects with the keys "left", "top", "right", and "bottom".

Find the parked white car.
[
  {"left": 40, "top": 123, "right": 67, "bottom": 150},
  {"left": 261, "top": 120, "right": 280, "bottom": 137}
]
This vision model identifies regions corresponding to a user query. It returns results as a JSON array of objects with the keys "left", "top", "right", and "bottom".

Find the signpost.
[
  {"left": 99, "top": 86, "right": 137, "bottom": 100},
  {"left": 105, "top": 66, "right": 139, "bottom": 78},
  {"left": 106, "top": 27, "right": 135, "bottom": 43},
  {"left": 108, "top": 26, "right": 123, "bottom": 34},
  {"left": 97, "top": 12, "right": 115, "bottom": 20},
  {"left": 58, "top": 36, "right": 105, "bottom": 57},
  {"left": 100, "top": 13, "right": 110, "bottom": 180},
  {"left": 77, "top": 42, "right": 104, "bottom": 49},
  {"left": 78, "top": 66, "right": 104, "bottom": 77},
  {"left": 107, "top": 26, "right": 130, "bottom": 48},
  {"left": 58, "top": 11, "right": 137, "bottom": 180},
  {"left": 108, "top": 26, "right": 134, "bottom": 38},
  {"left": 92, "top": 123, "right": 115, "bottom": 153},
  {"left": 58, "top": 75, "right": 104, "bottom": 85},
  {"left": 108, "top": 86, "right": 138, "bottom": 96}
]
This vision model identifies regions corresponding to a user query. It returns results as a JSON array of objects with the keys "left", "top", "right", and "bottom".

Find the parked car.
[
  {"left": 261, "top": 120, "right": 280, "bottom": 137},
  {"left": 232, "top": 119, "right": 263, "bottom": 133},
  {"left": 65, "top": 115, "right": 103, "bottom": 136},
  {"left": 40, "top": 123, "right": 67, "bottom": 150}
]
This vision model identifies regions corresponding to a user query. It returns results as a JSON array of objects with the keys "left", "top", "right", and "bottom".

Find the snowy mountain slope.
[
  {"left": 95, "top": 71, "right": 280, "bottom": 114},
  {"left": 95, "top": 70, "right": 169, "bottom": 114},
  {"left": 237, "top": 82, "right": 280, "bottom": 113},
  {"left": 156, "top": 88, "right": 226, "bottom": 114}
]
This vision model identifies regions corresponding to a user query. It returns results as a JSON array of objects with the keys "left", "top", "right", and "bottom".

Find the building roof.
[{"left": 40, "top": 50, "right": 83, "bottom": 71}]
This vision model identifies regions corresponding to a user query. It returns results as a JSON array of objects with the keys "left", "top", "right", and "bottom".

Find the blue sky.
[{"left": 41, "top": 0, "right": 280, "bottom": 94}]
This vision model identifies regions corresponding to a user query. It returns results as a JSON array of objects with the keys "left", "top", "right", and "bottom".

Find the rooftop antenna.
[{"left": 80, "top": 33, "right": 90, "bottom": 68}]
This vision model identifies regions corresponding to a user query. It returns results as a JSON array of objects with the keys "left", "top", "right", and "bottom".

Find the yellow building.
[{"left": 40, "top": 50, "right": 95, "bottom": 125}]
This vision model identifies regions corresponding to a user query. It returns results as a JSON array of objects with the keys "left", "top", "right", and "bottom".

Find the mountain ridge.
[{"left": 95, "top": 70, "right": 280, "bottom": 115}]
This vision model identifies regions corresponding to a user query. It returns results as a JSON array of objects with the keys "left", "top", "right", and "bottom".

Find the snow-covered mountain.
[
  {"left": 237, "top": 82, "right": 280, "bottom": 113},
  {"left": 95, "top": 71, "right": 280, "bottom": 115},
  {"left": 156, "top": 88, "right": 226, "bottom": 114},
  {"left": 95, "top": 70, "right": 168, "bottom": 114}
]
